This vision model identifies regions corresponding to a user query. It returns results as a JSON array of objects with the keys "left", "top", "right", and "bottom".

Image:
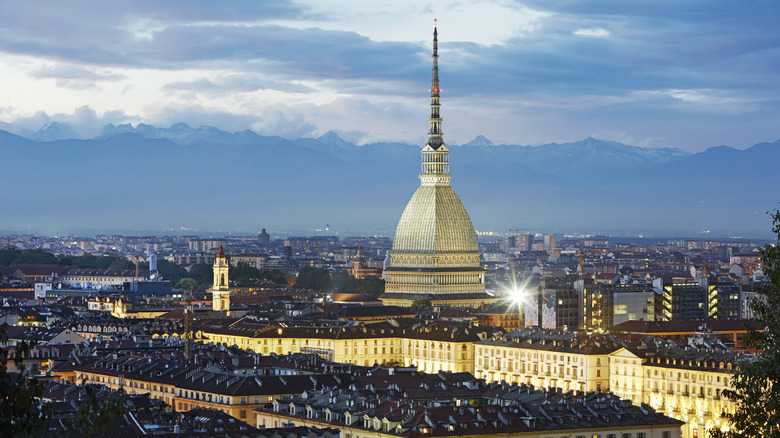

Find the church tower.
[
  {"left": 381, "top": 24, "right": 497, "bottom": 308},
  {"left": 212, "top": 245, "right": 230, "bottom": 313}
]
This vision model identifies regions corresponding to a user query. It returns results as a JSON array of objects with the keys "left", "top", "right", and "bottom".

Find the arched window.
[{"left": 220, "top": 273, "right": 225, "bottom": 286}]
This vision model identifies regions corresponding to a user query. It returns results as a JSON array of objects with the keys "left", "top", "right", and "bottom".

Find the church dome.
[{"left": 391, "top": 184, "right": 479, "bottom": 254}]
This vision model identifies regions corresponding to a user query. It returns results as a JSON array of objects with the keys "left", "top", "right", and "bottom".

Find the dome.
[{"left": 391, "top": 184, "right": 479, "bottom": 254}]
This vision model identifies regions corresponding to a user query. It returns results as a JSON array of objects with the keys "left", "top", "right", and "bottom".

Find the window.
[
  {"left": 663, "top": 432, "right": 670, "bottom": 438},
  {"left": 622, "top": 434, "right": 631, "bottom": 438},
  {"left": 637, "top": 434, "right": 645, "bottom": 438}
]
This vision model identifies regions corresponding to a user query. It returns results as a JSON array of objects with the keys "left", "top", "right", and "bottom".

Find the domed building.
[{"left": 380, "top": 25, "right": 497, "bottom": 308}]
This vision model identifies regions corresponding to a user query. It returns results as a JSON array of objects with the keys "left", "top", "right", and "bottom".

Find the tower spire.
[
  {"left": 427, "top": 20, "right": 443, "bottom": 150},
  {"left": 420, "top": 21, "right": 450, "bottom": 186}
]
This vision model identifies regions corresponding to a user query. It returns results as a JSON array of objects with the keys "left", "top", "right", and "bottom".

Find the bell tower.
[{"left": 212, "top": 245, "right": 230, "bottom": 313}]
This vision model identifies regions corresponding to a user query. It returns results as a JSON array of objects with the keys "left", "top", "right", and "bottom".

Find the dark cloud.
[{"left": 0, "top": 1, "right": 777, "bottom": 151}]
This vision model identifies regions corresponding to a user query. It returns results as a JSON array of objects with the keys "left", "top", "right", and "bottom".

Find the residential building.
[{"left": 474, "top": 328, "right": 619, "bottom": 393}]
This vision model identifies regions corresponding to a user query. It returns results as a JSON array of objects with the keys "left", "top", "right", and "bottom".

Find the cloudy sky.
[{"left": 0, "top": 0, "right": 778, "bottom": 152}]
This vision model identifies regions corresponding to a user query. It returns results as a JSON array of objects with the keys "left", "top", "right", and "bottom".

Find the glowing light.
[{"left": 509, "top": 287, "right": 525, "bottom": 304}]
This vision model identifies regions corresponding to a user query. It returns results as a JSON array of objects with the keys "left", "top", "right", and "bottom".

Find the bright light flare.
[{"left": 501, "top": 271, "right": 534, "bottom": 316}]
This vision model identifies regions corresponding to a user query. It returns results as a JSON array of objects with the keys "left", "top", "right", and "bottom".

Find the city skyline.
[{"left": 0, "top": 1, "right": 778, "bottom": 152}]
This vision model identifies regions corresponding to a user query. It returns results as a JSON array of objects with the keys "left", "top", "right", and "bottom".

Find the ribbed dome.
[{"left": 391, "top": 184, "right": 479, "bottom": 254}]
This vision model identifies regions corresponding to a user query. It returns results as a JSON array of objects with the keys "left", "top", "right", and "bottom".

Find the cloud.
[
  {"left": 0, "top": 1, "right": 778, "bottom": 152},
  {"left": 147, "top": 105, "right": 264, "bottom": 134},
  {"left": 1, "top": 106, "right": 134, "bottom": 138},
  {"left": 573, "top": 28, "right": 609, "bottom": 38},
  {"left": 163, "top": 73, "right": 317, "bottom": 94},
  {"left": 30, "top": 64, "right": 122, "bottom": 81}
]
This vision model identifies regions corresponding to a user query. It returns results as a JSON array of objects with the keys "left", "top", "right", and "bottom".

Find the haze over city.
[{"left": 1, "top": 1, "right": 779, "bottom": 237}]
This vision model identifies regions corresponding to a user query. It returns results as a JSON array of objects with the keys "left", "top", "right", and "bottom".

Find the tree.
[
  {"left": 230, "top": 262, "right": 262, "bottom": 285},
  {"left": 0, "top": 324, "right": 49, "bottom": 437},
  {"left": 356, "top": 276, "right": 385, "bottom": 297},
  {"left": 59, "top": 382, "right": 127, "bottom": 438},
  {"left": 0, "top": 247, "right": 57, "bottom": 267},
  {"left": 188, "top": 263, "right": 213, "bottom": 285},
  {"left": 712, "top": 210, "right": 780, "bottom": 437},
  {"left": 175, "top": 278, "right": 200, "bottom": 291},
  {"left": 296, "top": 266, "right": 332, "bottom": 290},
  {"left": 411, "top": 298, "right": 432, "bottom": 307},
  {"left": 155, "top": 259, "right": 188, "bottom": 284}
]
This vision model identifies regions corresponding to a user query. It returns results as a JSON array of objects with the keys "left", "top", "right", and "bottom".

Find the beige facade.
[
  {"left": 197, "top": 322, "right": 487, "bottom": 374},
  {"left": 610, "top": 348, "right": 735, "bottom": 438},
  {"left": 474, "top": 340, "right": 613, "bottom": 393}
]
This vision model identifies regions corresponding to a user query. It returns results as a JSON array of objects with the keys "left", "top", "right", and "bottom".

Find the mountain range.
[{"left": 1, "top": 122, "right": 778, "bottom": 238}]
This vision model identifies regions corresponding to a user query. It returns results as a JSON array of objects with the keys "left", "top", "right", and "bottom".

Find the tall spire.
[
  {"left": 420, "top": 21, "right": 450, "bottom": 186},
  {"left": 426, "top": 20, "right": 444, "bottom": 150}
]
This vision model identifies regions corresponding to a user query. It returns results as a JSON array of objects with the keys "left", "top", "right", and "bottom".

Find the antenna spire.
[
  {"left": 420, "top": 22, "right": 450, "bottom": 186},
  {"left": 426, "top": 21, "right": 443, "bottom": 150}
]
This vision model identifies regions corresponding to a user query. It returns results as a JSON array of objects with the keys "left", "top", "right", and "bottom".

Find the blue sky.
[{"left": 0, "top": 0, "right": 778, "bottom": 151}]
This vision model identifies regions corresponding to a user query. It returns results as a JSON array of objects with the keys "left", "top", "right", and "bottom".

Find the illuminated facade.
[
  {"left": 381, "top": 25, "right": 495, "bottom": 308},
  {"left": 660, "top": 277, "right": 741, "bottom": 322},
  {"left": 474, "top": 330, "right": 618, "bottom": 393},
  {"left": 610, "top": 346, "right": 738, "bottom": 438},
  {"left": 195, "top": 320, "right": 491, "bottom": 374},
  {"left": 212, "top": 245, "right": 231, "bottom": 312}
]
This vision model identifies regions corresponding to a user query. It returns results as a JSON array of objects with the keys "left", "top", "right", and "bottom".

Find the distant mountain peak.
[
  {"left": 32, "top": 121, "right": 81, "bottom": 141},
  {"left": 464, "top": 135, "right": 494, "bottom": 146},
  {"left": 317, "top": 130, "right": 345, "bottom": 144},
  {"left": 169, "top": 122, "right": 193, "bottom": 133}
]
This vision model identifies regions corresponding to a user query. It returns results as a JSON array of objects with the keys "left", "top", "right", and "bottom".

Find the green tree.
[
  {"left": 230, "top": 262, "right": 262, "bottom": 285},
  {"left": 0, "top": 324, "right": 50, "bottom": 437},
  {"left": 712, "top": 210, "right": 780, "bottom": 437},
  {"left": 330, "top": 270, "right": 357, "bottom": 292},
  {"left": 296, "top": 266, "right": 331, "bottom": 290},
  {"left": 261, "top": 269, "right": 288, "bottom": 285},
  {"left": 411, "top": 298, "right": 432, "bottom": 307},
  {"left": 175, "top": 278, "right": 201, "bottom": 291},
  {"left": 356, "top": 276, "right": 385, "bottom": 297},
  {"left": 0, "top": 248, "right": 57, "bottom": 266},
  {"left": 59, "top": 381, "right": 128, "bottom": 438},
  {"left": 0, "top": 247, "right": 22, "bottom": 266},
  {"left": 17, "top": 249, "right": 57, "bottom": 265},
  {"left": 188, "top": 263, "right": 213, "bottom": 285},
  {"left": 108, "top": 257, "right": 134, "bottom": 270},
  {"left": 155, "top": 259, "right": 188, "bottom": 284}
]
